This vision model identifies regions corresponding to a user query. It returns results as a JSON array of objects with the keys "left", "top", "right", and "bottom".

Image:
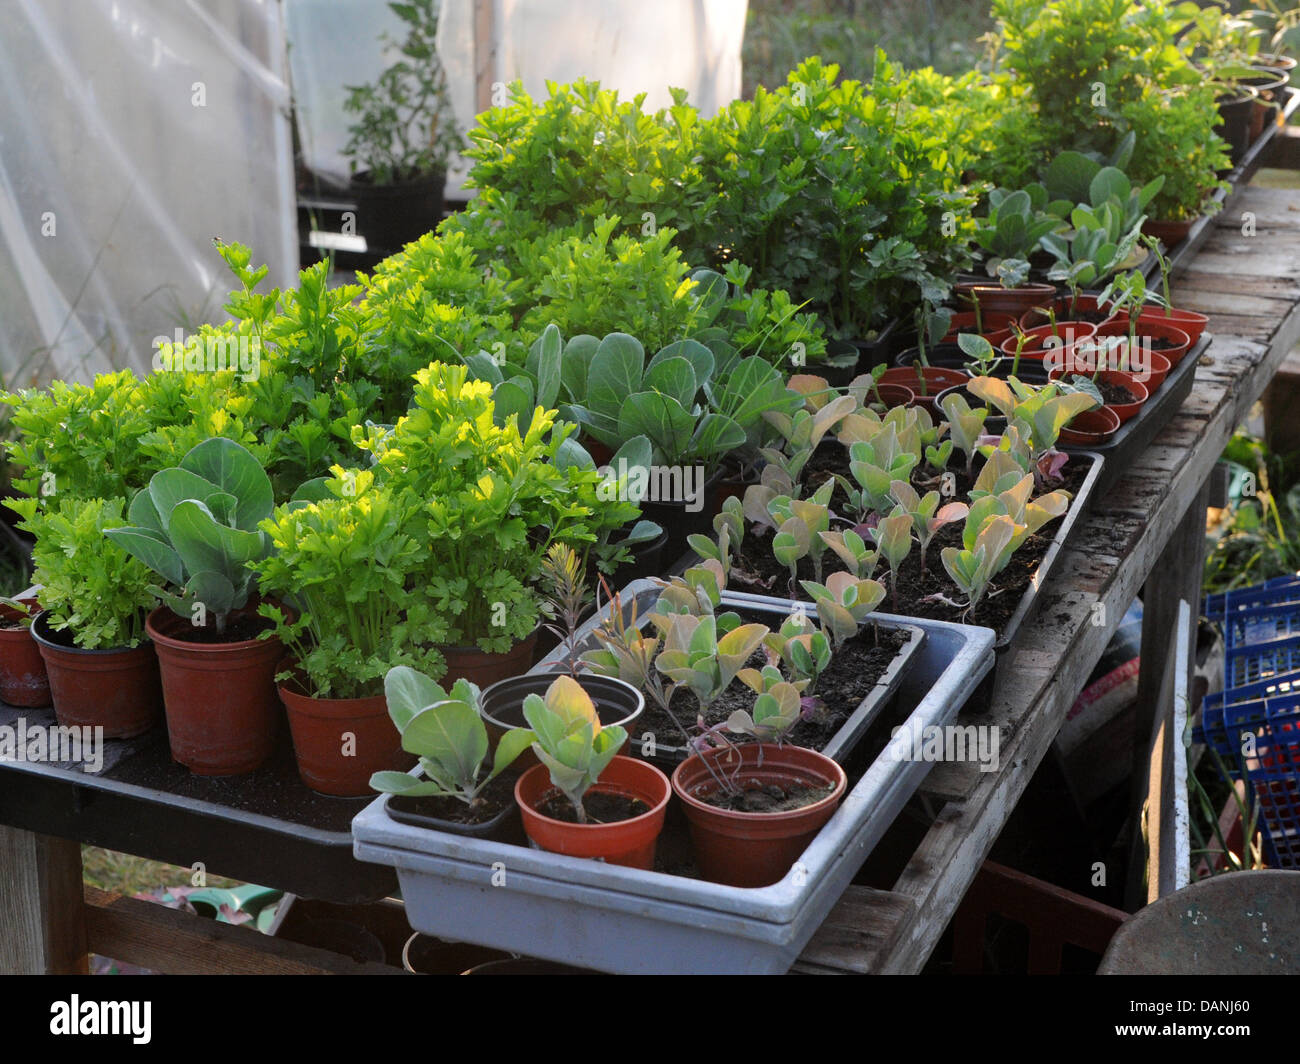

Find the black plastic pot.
[
  {"left": 480, "top": 674, "right": 645, "bottom": 742},
  {"left": 602, "top": 526, "right": 669, "bottom": 589},
  {"left": 1216, "top": 92, "right": 1257, "bottom": 166},
  {"left": 637, "top": 466, "right": 725, "bottom": 567},
  {"left": 387, "top": 784, "right": 523, "bottom": 842},
  {"left": 349, "top": 169, "right": 445, "bottom": 255},
  {"left": 298, "top": 918, "right": 387, "bottom": 964},
  {"left": 402, "top": 933, "right": 514, "bottom": 975},
  {"left": 846, "top": 317, "right": 910, "bottom": 373}
]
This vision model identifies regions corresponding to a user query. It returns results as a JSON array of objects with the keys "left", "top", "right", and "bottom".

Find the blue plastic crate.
[
  {"left": 1205, "top": 575, "right": 1300, "bottom": 621},
  {"left": 1225, "top": 634, "right": 1300, "bottom": 689},
  {"left": 1195, "top": 691, "right": 1300, "bottom": 868},
  {"left": 1225, "top": 601, "right": 1300, "bottom": 650}
]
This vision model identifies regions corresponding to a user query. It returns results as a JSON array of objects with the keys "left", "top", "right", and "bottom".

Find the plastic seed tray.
[{"left": 353, "top": 601, "right": 995, "bottom": 974}]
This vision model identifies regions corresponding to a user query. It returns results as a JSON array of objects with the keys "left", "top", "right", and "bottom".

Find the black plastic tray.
[
  {"left": 0, "top": 702, "right": 396, "bottom": 902},
  {"left": 1165, "top": 88, "right": 1300, "bottom": 278},
  {"left": 1061, "top": 333, "right": 1210, "bottom": 496}
]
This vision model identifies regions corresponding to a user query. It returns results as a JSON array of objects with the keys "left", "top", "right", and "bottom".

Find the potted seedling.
[
  {"left": 252, "top": 472, "right": 446, "bottom": 796},
  {"left": 954, "top": 258, "right": 1056, "bottom": 319},
  {"left": 341, "top": 0, "right": 464, "bottom": 254},
  {"left": 1136, "top": 235, "right": 1209, "bottom": 344},
  {"left": 514, "top": 675, "right": 670, "bottom": 869},
  {"left": 104, "top": 438, "right": 287, "bottom": 775},
  {"left": 16, "top": 497, "right": 162, "bottom": 735},
  {"left": 1095, "top": 269, "right": 1192, "bottom": 378},
  {"left": 371, "top": 666, "right": 537, "bottom": 838},
  {"left": 671, "top": 704, "right": 847, "bottom": 887}
]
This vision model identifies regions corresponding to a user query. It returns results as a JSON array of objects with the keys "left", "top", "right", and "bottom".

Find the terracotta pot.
[
  {"left": 954, "top": 281, "right": 1056, "bottom": 317},
  {"left": 867, "top": 382, "right": 915, "bottom": 409},
  {"left": 481, "top": 673, "right": 643, "bottom": 771},
  {"left": 0, "top": 598, "right": 50, "bottom": 707},
  {"left": 1050, "top": 368, "right": 1148, "bottom": 424},
  {"left": 515, "top": 754, "right": 670, "bottom": 869},
  {"left": 1093, "top": 319, "right": 1192, "bottom": 371},
  {"left": 1136, "top": 306, "right": 1207, "bottom": 346},
  {"left": 31, "top": 612, "right": 162, "bottom": 737},
  {"left": 1000, "top": 320, "right": 1097, "bottom": 358},
  {"left": 1058, "top": 406, "right": 1121, "bottom": 446},
  {"left": 940, "top": 311, "right": 1015, "bottom": 344},
  {"left": 278, "top": 667, "right": 409, "bottom": 797},
  {"left": 441, "top": 627, "right": 539, "bottom": 687},
  {"left": 147, "top": 605, "right": 285, "bottom": 776},
  {"left": 877, "top": 366, "right": 969, "bottom": 409},
  {"left": 673, "top": 743, "right": 847, "bottom": 888},
  {"left": 1019, "top": 293, "right": 1117, "bottom": 331},
  {"left": 1142, "top": 216, "right": 1197, "bottom": 249}
]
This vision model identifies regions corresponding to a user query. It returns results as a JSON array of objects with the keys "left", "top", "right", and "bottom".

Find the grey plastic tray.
[
  {"left": 530, "top": 580, "right": 926, "bottom": 764},
  {"left": 352, "top": 600, "right": 995, "bottom": 974}
]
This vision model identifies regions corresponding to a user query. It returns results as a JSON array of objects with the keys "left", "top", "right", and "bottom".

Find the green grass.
[
  {"left": 742, "top": 0, "right": 993, "bottom": 95},
  {"left": 82, "top": 846, "right": 242, "bottom": 897}
]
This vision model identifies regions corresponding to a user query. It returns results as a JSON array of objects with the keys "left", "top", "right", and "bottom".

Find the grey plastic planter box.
[
  {"left": 530, "top": 580, "right": 926, "bottom": 764},
  {"left": 352, "top": 594, "right": 995, "bottom": 974}
]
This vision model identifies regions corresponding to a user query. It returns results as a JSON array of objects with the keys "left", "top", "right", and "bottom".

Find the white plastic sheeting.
[
  {"left": 288, "top": 0, "right": 748, "bottom": 191},
  {"left": 0, "top": 0, "right": 745, "bottom": 385},
  {"left": 0, "top": 0, "right": 297, "bottom": 385}
]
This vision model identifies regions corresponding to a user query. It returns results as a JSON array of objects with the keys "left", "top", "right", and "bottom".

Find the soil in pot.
[
  {"left": 0, "top": 598, "right": 50, "bottom": 707},
  {"left": 31, "top": 612, "right": 163, "bottom": 737},
  {"left": 387, "top": 771, "right": 523, "bottom": 842},
  {"left": 671, "top": 743, "right": 847, "bottom": 888},
  {"left": 1020, "top": 296, "right": 1115, "bottom": 330},
  {"left": 147, "top": 605, "right": 284, "bottom": 776},
  {"left": 697, "top": 777, "right": 835, "bottom": 814},
  {"left": 535, "top": 790, "right": 648, "bottom": 823},
  {"left": 730, "top": 451, "right": 1091, "bottom": 636}
]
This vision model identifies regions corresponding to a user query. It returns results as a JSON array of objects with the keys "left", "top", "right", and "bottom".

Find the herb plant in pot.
[
  {"left": 0, "top": 596, "right": 49, "bottom": 708},
  {"left": 105, "top": 439, "right": 286, "bottom": 776},
  {"left": 341, "top": 0, "right": 464, "bottom": 255},
  {"left": 17, "top": 497, "right": 162, "bottom": 736},
  {"left": 371, "top": 666, "right": 536, "bottom": 839},
  {"left": 514, "top": 675, "right": 670, "bottom": 869},
  {"left": 354, "top": 362, "right": 630, "bottom": 687},
  {"left": 253, "top": 473, "right": 449, "bottom": 796}
]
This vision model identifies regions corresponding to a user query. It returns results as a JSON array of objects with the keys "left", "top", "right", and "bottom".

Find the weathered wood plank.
[{"left": 0, "top": 827, "right": 87, "bottom": 974}]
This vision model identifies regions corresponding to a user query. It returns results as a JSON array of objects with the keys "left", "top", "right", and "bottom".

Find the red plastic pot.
[
  {"left": 672, "top": 743, "right": 847, "bottom": 888},
  {"left": 1058, "top": 406, "right": 1122, "bottom": 446},
  {"left": 877, "top": 366, "right": 969, "bottom": 408},
  {"left": 441, "top": 627, "right": 540, "bottom": 687},
  {"left": 868, "top": 382, "right": 915, "bottom": 409},
  {"left": 1049, "top": 368, "right": 1148, "bottom": 424},
  {"left": 0, "top": 598, "right": 50, "bottom": 707},
  {"left": 30, "top": 612, "right": 162, "bottom": 737},
  {"left": 1094, "top": 319, "right": 1192, "bottom": 370},
  {"left": 147, "top": 605, "right": 285, "bottom": 776},
  {"left": 515, "top": 754, "right": 670, "bottom": 870},
  {"left": 278, "top": 666, "right": 410, "bottom": 797},
  {"left": 954, "top": 281, "right": 1056, "bottom": 317},
  {"left": 1136, "top": 306, "right": 1207, "bottom": 346},
  {"left": 1019, "top": 293, "right": 1117, "bottom": 331},
  {"left": 940, "top": 311, "right": 1015, "bottom": 343},
  {"left": 1000, "top": 320, "right": 1097, "bottom": 358}
]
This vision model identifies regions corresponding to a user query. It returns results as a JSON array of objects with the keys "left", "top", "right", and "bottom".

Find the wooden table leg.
[
  {"left": 1124, "top": 480, "right": 1210, "bottom": 910},
  {"left": 0, "top": 825, "right": 88, "bottom": 974}
]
